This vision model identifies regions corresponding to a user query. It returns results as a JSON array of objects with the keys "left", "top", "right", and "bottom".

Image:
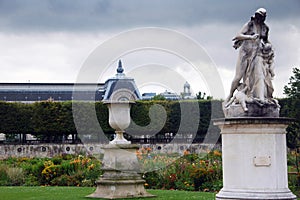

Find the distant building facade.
[
  {"left": 0, "top": 61, "right": 145, "bottom": 103},
  {"left": 160, "top": 90, "right": 181, "bottom": 100},
  {"left": 142, "top": 81, "right": 196, "bottom": 100},
  {"left": 141, "top": 91, "right": 181, "bottom": 100},
  {"left": 141, "top": 93, "right": 156, "bottom": 100},
  {"left": 0, "top": 83, "right": 105, "bottom": 103}
]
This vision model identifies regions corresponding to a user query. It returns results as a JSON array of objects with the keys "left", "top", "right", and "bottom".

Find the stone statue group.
[{"left": 225, "top": 8, "right": 280, "bottom": 112}]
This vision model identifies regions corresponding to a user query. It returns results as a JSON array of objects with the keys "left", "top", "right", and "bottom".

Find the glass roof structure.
[{"left": 0, "top": 83, "right": 105, "bottom": 102}]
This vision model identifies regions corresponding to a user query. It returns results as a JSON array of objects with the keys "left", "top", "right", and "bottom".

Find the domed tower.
[{"left": 183, "top": 81, "right": 191, "bottom": 97}]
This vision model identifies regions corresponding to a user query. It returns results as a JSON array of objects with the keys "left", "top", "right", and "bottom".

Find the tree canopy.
[
  {"left": 282, "top": 67, "right": 300, "bottom": 149},
  {"left": 0, "top": 100, "right": 224, "bottom": 144}
]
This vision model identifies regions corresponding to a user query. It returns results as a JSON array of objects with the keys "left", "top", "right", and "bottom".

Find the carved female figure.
[{"left": 227, "top": 8, "right": 269, "bottom": 102}]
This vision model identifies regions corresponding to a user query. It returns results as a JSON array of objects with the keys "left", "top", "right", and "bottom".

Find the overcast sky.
[{"left": 0, "top": 0, "right": 299, "bottom": 98}]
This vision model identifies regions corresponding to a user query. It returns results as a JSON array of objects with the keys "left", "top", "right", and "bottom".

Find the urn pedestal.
[
  {"left": 87, "top": 144, "right": 154, "bottom": 199},
  {"left": 214, "top": 118, "right": 296, "bottom": 200},
  {"left": 87, "top": 61, "right": 152, "bottom": 199}
]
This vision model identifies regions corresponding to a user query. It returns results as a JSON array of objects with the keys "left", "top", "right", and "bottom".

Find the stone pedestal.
[
  {"left": 87, "top": 144, "right": 154, "bottom": 199},
  {"left": 214, "top": 118, "right": 296, "bottom": 200},
  {"left": 223, "top": 102, "right": 280, "bottom": 118}
]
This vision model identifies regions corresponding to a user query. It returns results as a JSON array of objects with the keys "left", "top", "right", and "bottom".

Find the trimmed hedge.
[
  {"left": 0, "top": 100, "right": 224, "bottom": 143},
  {"left": 0, "top": 99, "right": 297, "bottom": 146}
]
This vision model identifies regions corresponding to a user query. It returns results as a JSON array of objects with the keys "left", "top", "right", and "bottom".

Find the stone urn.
[
  {"left": 87, "top": 60, "right": 154, "bottom": 199},
  {"left": 107, "top": 102, "right": 132, "bottom": 144}
]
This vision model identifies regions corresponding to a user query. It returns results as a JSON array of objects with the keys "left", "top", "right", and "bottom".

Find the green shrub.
[
  {"left": 52, "top": 157, "right": 63, "bottom": 165},
  {"left": 143, "top": 171, "right": 162, "bottom": 189},
  {"left": 0, "top": 154, "right": 102, "bottom": 187},
  {"left": 51, "top": 174, "right": 71, "bottom": 186},
  {"left": 24, "top": 174, "right": 39, "bottom": 186},
  {"left": 288, "top": 172, "right": 300, "bottom": 197},
  {"left": 6, "top": 167, "right": 25, "bottom": 186},
  {"left": 141, "top": 151, "right": 223, "bottom": 192},
  {"left": 0, "top": 165, "right": 9, "bottom": 186}
]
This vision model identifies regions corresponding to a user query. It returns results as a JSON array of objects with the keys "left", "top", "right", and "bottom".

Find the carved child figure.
[
  {"left": 225, "top": 83, "right": 250, "bottom": 112},
  {"left": 260, "top": 42, "right": 275, "bottom": 99}
]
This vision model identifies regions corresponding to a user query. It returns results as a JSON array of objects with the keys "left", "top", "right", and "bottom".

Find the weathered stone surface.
[
  {"left": 0, "top": 143, "right": 221, "bottom": 159},
  {"left": 88, "top": 179, "right": 153, "bottom": 199},
  {"left": 214, "top": 118, "right": 296, "bottom": 200},
  {"left": 223, "top": 102, "right": 280, "bottom": 118},
  {"left": 101, "top": 144, "right": 141, "bottom": 173},
  {"left": 87, "top": 144, "right": 155, "bottom": 199}
]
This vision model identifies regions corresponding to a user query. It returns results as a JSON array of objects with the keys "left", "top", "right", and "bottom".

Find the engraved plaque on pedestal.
[{"left": 253, "top": 156, "right": 271, "bottom": 167}]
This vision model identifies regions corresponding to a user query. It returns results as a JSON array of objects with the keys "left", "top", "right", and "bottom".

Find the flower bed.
[
  {"left": 138, "top": 149, "right": 223, "bottom": 192},
  {"left": 0, "top": 149, "right": 298, "bottom": 196},
  {"left": 0, "top": 150, "right": 222, "bottom": 192},
  {"left": 0, "top": 154, "right": 102, "bottom": 187}
]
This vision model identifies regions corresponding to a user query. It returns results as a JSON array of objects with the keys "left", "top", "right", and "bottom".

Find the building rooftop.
[
  {"left": 102, "top": 60, "right": 142, "bottom": 102},
  {"left": 0, "top": 82, "right": 105, "bottom": 102}
]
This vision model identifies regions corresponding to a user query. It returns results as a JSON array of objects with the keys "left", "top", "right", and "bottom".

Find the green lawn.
[{"left": 0, "top": 187, "right": 215, "bottom": 200}]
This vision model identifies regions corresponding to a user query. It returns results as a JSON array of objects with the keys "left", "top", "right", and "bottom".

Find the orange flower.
[
  {"left": 213, "top": 150, "right": 222, "bottom": 157},
  {"left": 183, "top": 149, "right": 190, "bottom": 155}
]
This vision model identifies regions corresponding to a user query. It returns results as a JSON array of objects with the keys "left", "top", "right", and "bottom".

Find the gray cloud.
[
  {"left": 0, "top": 0, "right": 299, "bottom": 32},
  {"left": 0, "top": 0, "right": 299, "bottom": 98}
]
